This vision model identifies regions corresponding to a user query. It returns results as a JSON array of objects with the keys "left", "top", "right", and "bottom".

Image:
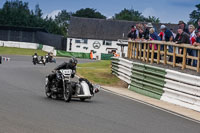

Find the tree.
[
  {"left": 0, "top": 0, "right": 30, "bottom": 26},
  {"left": 114, "top": 8, "right": 144, "bottom": 21},
  {"left": 73, "top": 8, "right": 106, "bottom": 19},
  {"left": 55, "top": 10, "right": 71, "bottom": 37},
  {"left": 0, "top": 0, "right": 65, "bottom": 36},
  {"left": 55, "top": 10, "right": 70, "bottom": 26},
  {"left": 189, "top": 3, "right": 200, "bottom": 26},
  {"left": 35, "top": 4, "right": 42, "bottom": 18},
  {"left": 114, "top": 8, "right": 160, "bottom": 23}
]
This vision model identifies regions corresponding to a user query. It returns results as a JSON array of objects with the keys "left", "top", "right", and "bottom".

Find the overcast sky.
[{"left": 0, "top": 0, "right": 199, "bottom": 23}]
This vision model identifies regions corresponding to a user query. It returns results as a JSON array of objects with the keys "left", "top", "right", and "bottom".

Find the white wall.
[
  {"left": 0, "top": 41, "right": 39, "bottom": 49},
  {"left": 67, "top": 38, "right": 128, "bottom": 58}
]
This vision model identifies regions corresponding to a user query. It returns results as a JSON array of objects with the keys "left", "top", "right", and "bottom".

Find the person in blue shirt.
[
  {"left": 160, "top": 25, "right": 174, "bottom": 62},
  {"left": 149, "top": 28, "right": 161, "bottom": 59}
]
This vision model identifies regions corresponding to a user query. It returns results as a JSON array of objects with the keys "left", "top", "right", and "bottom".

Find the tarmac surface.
[{"left": 0, "top": 55, "right": 200, "bottom": 133}]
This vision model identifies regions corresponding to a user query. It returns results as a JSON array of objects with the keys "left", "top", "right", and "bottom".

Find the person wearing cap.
[
  {"left": 143, "top": 23, "right": 153, "bottom": 40},
  {"left": 127, "top": 25, "right": 137, "bottom": 40},
  {"left": 160, "top": 24, "right": 174, "bottom": 61},
  {"left": 178, "top": 20, "right": 189, "bottom": 34}
]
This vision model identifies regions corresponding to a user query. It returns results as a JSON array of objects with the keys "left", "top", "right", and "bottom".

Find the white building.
[{"left": 66, "top": 17, "right": 131, "bottom": 59}]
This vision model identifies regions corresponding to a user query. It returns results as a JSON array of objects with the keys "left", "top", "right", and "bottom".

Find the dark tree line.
[
  {"left": 189, "top": 3, "right": 200, "bottom": 26},
  {"left": 1, "top": 0, "right": 198, "bottom": 37}
]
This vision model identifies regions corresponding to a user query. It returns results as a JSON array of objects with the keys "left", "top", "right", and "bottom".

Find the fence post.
[
  {"left": 136, "top": 43, "right": 139, "bottom": 59},
  {"left": 182, "top": 47, "right": 187, "bottom": 70},
  {"left": 146, "top": 44, "right": 150, "bottom": 63},
  {"left": 151, "top": 44, "right": 155, "bottom": 64},
  {"left": 143, "top": 43, "right": 146, "bottom": 62},
  {"left": 197, "top": 50, "right": 200, "bottom": 72},
  {"left": 157, "top": 44, "right": 160, "bottom": 64},
  {"left": 164, "top": 45, "right": 167, "bottom": 65},
  {"left": 139, "top": 43, "right": 142, "bottom": 60},
  {"left": 128, "top": 42, "right": 131, "bottom": 59},
  {"left": 133, "top": 42, "right": 136, "bottom": 59},
  {"left": 130, "top": 42, "right": 133, "bottom": 59},
  {"left": 173, "top": 46, "right": 176, "bottom": 67}
]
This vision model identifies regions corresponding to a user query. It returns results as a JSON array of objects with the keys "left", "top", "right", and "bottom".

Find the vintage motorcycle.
[
  {"left": 32, "top": 56, "right": 46, "bottom": 66},
  {"left": 45, "top": 54, "right": 56, "bottom": 63},
  {"left": 45, "top": 69, "right": 99, "bottom": 102}
]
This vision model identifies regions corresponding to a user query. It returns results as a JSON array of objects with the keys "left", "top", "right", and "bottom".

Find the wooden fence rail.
[{"left": 128, "top": 40, "right": 200, "bottom": 72}]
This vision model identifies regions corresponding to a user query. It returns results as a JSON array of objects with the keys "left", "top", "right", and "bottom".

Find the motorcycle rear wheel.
[{"left": 64, "top": 84, "right": 72, "bottom": 102}]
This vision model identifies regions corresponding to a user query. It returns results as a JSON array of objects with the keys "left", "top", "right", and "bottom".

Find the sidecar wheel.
[{"left": 80, "top": 98, "right": 86, "bottom": 102}]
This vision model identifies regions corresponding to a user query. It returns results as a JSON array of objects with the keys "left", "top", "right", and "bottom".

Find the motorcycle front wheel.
[
  {"left": 45, "top": 77, "right": 51, "bottom": 98},
  {"left": 45, "top": 85, "right": 51, "bottom": 98},
  {"left": 64, "top": 84, "right": 72, "bottom": 102}
]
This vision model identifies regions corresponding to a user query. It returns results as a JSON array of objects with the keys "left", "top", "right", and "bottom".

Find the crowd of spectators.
[{"left": 127, "top": 19, "right": 200, "bottom": 67}]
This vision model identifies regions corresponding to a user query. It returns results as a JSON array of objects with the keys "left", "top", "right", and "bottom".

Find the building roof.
[{"left": 68, "top": 17, "right": 178, "bottom": 41}]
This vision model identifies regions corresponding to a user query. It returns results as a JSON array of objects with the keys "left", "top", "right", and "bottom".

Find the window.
[
  {"left": 75, "top": 39, "right": 88, "bottom": 44},
  {"left": 103, "top": 40, "right": 112, "bottom": 46},
  {"left": 75, "top": 39, "right": 81, "bottom": 43},
  {"left": 82, "top": 39, "right": 88, "bottom": 44}
]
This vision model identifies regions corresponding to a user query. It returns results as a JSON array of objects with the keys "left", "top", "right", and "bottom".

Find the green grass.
[
  {"left": 77, "top": 61, "right": 125, "bottom": 86},
  {"left": 0, "top": 47, "right": 47, "bottom": 56}
]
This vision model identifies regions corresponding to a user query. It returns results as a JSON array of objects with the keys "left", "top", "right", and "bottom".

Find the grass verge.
[
  {"left": 77, "top": 60, "right": 127, "bottom": 87},
  {"left": 0, "top": 47, "right": 47, "bottom": 56}
]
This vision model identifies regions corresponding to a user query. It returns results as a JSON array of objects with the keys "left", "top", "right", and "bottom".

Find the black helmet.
[{"left": 69, "top": 57, "right": 78, "bottom": 65}]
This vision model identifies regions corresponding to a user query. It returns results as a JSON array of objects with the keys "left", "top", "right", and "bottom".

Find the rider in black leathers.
[{"left": 47, "top": 57, "right": 78, "bottom": 88}]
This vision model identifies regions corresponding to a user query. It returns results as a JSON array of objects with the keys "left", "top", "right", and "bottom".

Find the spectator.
[
  {"left": 149, "top": 28, "right": 161, "bottom": 41},
  {"left": 136, "top": 23, "right": 144, "bottom": 39},
  {"left": 160, "top": 25, "right": 174, "bottom": 61},
  {"left": 127, "top": 25, "right": 137, "bottom": 40},
  {"left": 194, "top": 30, "right": 200, "bottom": 46},
  {"left": 174, "top": 28, "right": 190, "bottom": 63},
  {"left": 158, "top": 30, "right": 165, "bottom": 51},
  {"left": 149, "top": 28, "right": 160, "bottom": 59},
  {"left": 144, "top": 23, "right": 153, "bottom": 40},
  {"left": 175, "top": 28, "right": 190, "bottom": 44},
  {"left": 178, "top": 20, "right": 189, "bottom": 34},
  {"left": 90, "top": 50, "right": 93, "bottom": 60},
  {"left": 170, "top": 28, "right": 176, "bottom": 38},
  {"left": 158, "top": 31, "right": 165, "bottom": 41},
  {"left": 188, "top": 24, "right": 197, "bottom": 66}
]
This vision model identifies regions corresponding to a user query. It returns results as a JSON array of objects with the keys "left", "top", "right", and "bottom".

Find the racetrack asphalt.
[{"left": 0, "top": 55, "right": 200, "bottom": 133}]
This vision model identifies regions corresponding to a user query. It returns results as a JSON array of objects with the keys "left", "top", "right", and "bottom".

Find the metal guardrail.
[{"left": 127, "top": 40, "right": 200, "bottom": 72}]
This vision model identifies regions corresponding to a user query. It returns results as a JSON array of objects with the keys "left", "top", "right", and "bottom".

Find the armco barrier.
[{"left": 111, "top": 57, "right": 200, "bottom": 112}]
